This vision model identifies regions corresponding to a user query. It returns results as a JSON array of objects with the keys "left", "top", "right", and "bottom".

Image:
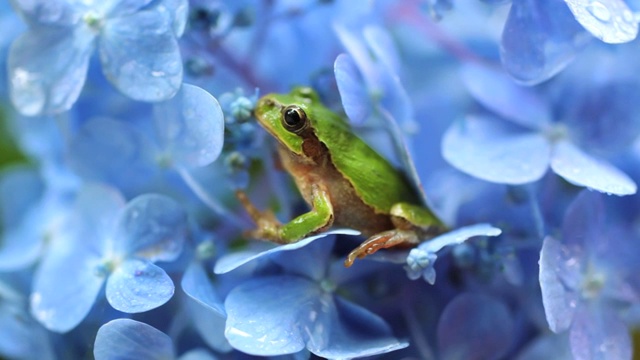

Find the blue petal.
[
  {"left": 460, "top": 63, "right": 551, "bottom": 130},
  {"left": 224, "top": 275, "right": 321, "bottom": 356},
  {"left": 550, "top": 140, "right": 637, "bottom": 195},
  {"left": 516, "top": 333, "right": 572, "bottom": 360},
  {"left": 161, "top": 0, "right": 189, "bottom": 37},
  {"left": 106, "top": 258, "right": 174, "bottom": 313},
  {"left": 308, "top": 297, "right": 408, "bottom": 359},
  {"left": 539, "top": 236, "right": 579, "bottom": 333},
  {"left": 179, "top": 348, "right": 218, "bottom": 360},
  {"left": 68, "top": 118, "right": 158, "bottom": 193},
  {"left": 565, "top": 0, "right": 638, "bottom": 43},
  {"left": 334, "top": 24, "right": 381, "bottom": 90},
  {"left": 562, "top": 82, "right": 640, "bottom": 154},
  {"left": 114, "top": 194, "right": 186, "bottom": 262},
  {"left": 0, "top": 224, "right": 44, "bottom": 270},
  {"left": 501, "top": 0, "right": 591, "bottom": 85},
  {"left": 569, "top": 307, "right": 631, "bottom": 360},
  {"left": 442, "top": 116, "right": 551, "bottom": 184},
  {"left": 8, "top": 26, "right": 94, "bottom": 115},
  {"left": 214, "top": 229, "right": 360, "bottom": 275},
  {"left": 71, "top": 184, "right": 126, "bottom": 249},
  {"left": 562, "top": 190, "right": 604, "bottom": 250},
  {"left": 98, "top": 6, "right": 182, "bottom": 101},
  {"left": 0, "top": 299, "right": 54, "bottom": 359},
  {"left": 181, "top": 262, "right": 225, "bottom": 315},
  {"left": 30, "top": 243, "right": 105, "bottom": 332},
  {"left": 334, "top": 53, "right": 371, "bottom": 124},
  {"left": 11, "top": 0, "right": 82, "bottom": 26},
  {"left": 103, "top": 0, "right": 154, "bottom": 18},
  {"left": 94, "top": 319, "right": 174, "bottom": 360},
  {"left": 0, "top": 166, "right": 43, "bottom": 226},
  {"left": 417, "top": 223, "right": 502, "bottom": 253},
  {"left": 271, "top": 233, "right": 336, "bottom": 281},
  {"left": 437, "top": 293, "right": 514, "bottom": 360},
  {"left": 186, "top": 297, "right": 231, "bottom": 353},
  {"left": 153, "top": 84, "right": 224, "bottom": 169},
  {"left": 363, "top": 26, "right": 401, "bottom": 75}
]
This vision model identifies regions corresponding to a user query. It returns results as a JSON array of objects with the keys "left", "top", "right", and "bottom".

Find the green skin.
[{"left": 237, "top": 87, "right": 446, "bottom": 266}]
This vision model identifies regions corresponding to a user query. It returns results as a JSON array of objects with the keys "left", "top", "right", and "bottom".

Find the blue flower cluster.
[{"left": 1, "top": 0, "right": 640, "bottom": 359}]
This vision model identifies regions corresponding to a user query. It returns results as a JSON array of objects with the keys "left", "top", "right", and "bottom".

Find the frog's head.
[{"left": 254, "top": 87, "right": 321, "bottom": 155}]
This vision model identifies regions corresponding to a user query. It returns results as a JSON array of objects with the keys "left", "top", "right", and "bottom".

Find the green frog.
[{"left": 236, "top": 87, "right": 446, "bottom": 266}]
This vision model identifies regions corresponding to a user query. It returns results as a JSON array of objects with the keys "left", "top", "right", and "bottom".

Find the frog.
[{"left": 236, "top": 87, "right": 447, "bottom": 267}]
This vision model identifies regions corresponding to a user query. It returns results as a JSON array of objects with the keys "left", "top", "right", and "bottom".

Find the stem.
[
  {"left": 526, "top": 185, "right": 546, "bottom": 240},
  {"left": 177, "top": 167, "right": 250, "bottom": 227}
]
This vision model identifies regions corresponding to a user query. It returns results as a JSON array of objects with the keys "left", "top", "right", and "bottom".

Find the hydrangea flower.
[
  {"left": 30, "top": 184, "right": 187, "bottom": 332},
  {"left": 8, "top": 0, "right": 187, "bottom": 116},
  {"left": 68, "top": 84, "right": 228, "bottom": 214},
  {"left": 443, "top": 63, "right": 638, "bottom": 196},
  {"left": 539, "top": 190, "right": 639, "bottom": 359},
  {"left": 216, "top": 231, "right": 408, "bottom": 358},
  {"left": 500, "top": 0, "right": 638, "bottom": 84}
]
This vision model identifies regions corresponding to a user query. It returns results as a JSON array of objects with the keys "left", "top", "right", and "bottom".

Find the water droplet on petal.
[{"left": 588, "top": 1, "right": 612, "bottom": 22}]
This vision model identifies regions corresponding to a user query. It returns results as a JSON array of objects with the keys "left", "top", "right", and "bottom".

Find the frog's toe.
[{"left": 344, "top": 230, "right": 419, "bottom": 267}]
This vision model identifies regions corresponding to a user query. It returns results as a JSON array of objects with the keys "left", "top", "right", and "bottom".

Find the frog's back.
[{"left": 307, "top": 106, "right": 418, "bottom": 213}]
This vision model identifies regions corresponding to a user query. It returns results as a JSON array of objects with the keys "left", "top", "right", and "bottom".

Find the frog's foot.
[
  {"left": 235, "top": 190, "right": 284, "bottom": 242},
  {"left": 344, "top": 230, "right": 419, "bottom": 267}
]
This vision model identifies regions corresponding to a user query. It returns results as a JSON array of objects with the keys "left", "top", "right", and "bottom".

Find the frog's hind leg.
[
  {"left": 344, "top": 202, "right": 447, "bottom": 267},
  {"left": 344, "top": 229, "right": 419, "bottom": 267}
]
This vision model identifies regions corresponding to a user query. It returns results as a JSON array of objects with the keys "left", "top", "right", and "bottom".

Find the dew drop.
[{"left": 587, "top": 1, "right": 612, "bottom": 22}]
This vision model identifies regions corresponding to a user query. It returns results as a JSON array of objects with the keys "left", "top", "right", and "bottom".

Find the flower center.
[{"left": 83, "top": 11, "right": 104, "bottom": 33}]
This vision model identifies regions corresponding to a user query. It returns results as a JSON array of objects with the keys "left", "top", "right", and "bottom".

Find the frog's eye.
[{"left": 282, "top": 105, "right": 308, "bottom": 133}]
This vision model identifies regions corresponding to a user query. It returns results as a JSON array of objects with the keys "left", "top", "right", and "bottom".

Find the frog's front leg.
[
  {"left": 344, "top": 202, "right": 446, "bottom": 267},
  {"left": 236, "top": 184, "right": 334, "bottom": 243}
]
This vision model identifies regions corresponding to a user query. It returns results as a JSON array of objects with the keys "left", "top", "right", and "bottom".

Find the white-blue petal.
[
  {"left": 153, "top": 84, "right": 224, "bottom": 169},
  {"left": 8, "top": 26, "right": 94, "bottom": 115},
  {"left": 30, "top": 244, "right": 105, "bottom": 332},
  {"left": 550, "top": 140, "right": 637, "bottom": 195},
  {"left": 99, "top": 6, "right": 182, "bottom": 102},
  {"left": 114, "top": 194, "right": 186, "bottom": 262},
  {"left": 181, "top": 262, "right": 225, "bottom": 316},
  {"left": 334, "top": 53, "right": 371, "bottom": 124},
  {"left": 214, "top": 229, "right": 359, "bottom": 274},
  {"left": 417, "top": 223, "right": 502, "bottom": 253},
  {"left": 565, "top": 0, "right": 638, "bottom": 44},
  {"left": 539, "top": 236, "right": 578, "bottom": 333},
  {"left": 224, "top": 275, "right": 321, "bottom": 356},
  {"left": 94, "top": 319, "right": 174, "bottom": 360},
  {"left": 442, "top": 116, "right": 551, "bottom": 184},
  {"left": 106, "top": 259, "right": 174, "bottom": 313},
  {"left": 460, "top": 63, "right": 551, "bottom": 130}
]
